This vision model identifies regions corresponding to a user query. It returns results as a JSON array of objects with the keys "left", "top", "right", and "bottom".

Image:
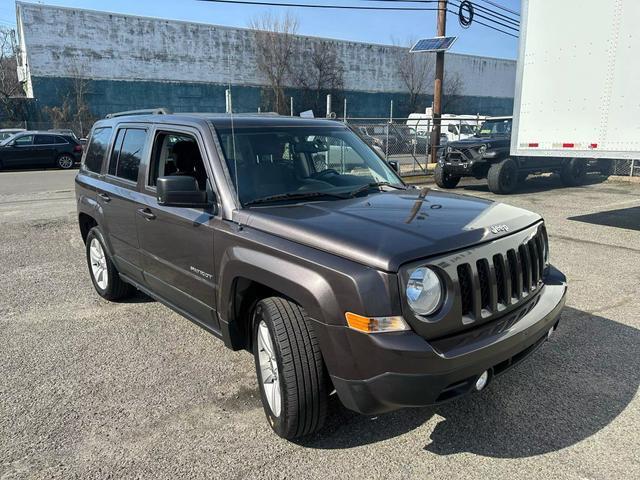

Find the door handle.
[
  {"left": 97, "top": 192, "right": 110, "bottom": 202},
  {"left": 137, "top": 208, "right": 156, "bottom": 221}
]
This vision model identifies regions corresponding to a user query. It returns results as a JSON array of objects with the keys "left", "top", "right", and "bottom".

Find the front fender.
[{"left": 214, "top": 224, "right": 402, "bottom": 353}]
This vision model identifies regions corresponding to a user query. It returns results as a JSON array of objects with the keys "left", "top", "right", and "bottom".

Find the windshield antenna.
[{"left": 227, "top": 53, "right": 241, "bottom": 213}]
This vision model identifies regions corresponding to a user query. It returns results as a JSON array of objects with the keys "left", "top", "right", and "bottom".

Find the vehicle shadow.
[
  {"left": 116, "top": 290, "right": 156, "bottom": 304},
  {"left": 568, "top": 206, "right": 640, "bottom": 232},
  {"left": 297, "top": 307, "right": 640, "bottom": 457},
  {"left": 460, "top": 173, "right": 609, "bottom": 194}
]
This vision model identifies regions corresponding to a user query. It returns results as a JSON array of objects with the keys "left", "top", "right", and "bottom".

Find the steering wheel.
[{"left": 313, "top": 168, "right": 340, "bottom": 179}]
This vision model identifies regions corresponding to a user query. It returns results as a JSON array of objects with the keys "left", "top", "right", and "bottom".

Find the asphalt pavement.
[{"left": 1, "top": 169, "right": 639, "bottom": 479}]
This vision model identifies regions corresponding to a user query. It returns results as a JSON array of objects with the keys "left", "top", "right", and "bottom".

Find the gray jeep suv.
[{"left": 75, "top": 112, "right": 567, "bottom": 439}]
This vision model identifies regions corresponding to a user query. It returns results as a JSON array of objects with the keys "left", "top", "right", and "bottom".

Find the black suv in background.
[
  {"left": 0, "top": 131, "right": 82, "bottom": 170},
  {"left": 436, "top": 117, "right": 603, "bottom": 194},
  {"left": 75, "top": 112, "right": 567, "bottom": 439}
]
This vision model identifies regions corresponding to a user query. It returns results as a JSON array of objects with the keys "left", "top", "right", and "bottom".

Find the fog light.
[{"left": 475, "top": 371, "right": 489, "bottom": 391}]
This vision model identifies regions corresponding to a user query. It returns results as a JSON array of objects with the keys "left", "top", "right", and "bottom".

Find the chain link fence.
[
  {"left": 610, "top": 159, "right": 639, "bottom": 177},
  {"left": 345, "top": 117, "right": 486, "bottom": 176}
]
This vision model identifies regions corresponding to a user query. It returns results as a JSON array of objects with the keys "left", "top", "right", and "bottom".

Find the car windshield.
[
  {"left": 216, "top": 125, "right": 405, "bottom": 207},
  {"left": 0, "top": 132, "right": 16, "bottom": 143},
  {"left": 477, "top": 119, "right": 512, "bottom": 137}
]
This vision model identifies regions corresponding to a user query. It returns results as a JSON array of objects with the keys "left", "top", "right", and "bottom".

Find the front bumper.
[{"left": 316, "top": 266, "right": 567, "bottom": 415}]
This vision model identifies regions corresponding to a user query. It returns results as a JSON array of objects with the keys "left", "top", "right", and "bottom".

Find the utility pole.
[{"left": 430, "top": 0, "right": 447, "bottom": 163}]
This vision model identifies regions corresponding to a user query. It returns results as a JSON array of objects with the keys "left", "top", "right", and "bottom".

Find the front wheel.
[
  {"left": 487, "top": 158, "right": 519, "bottom": 194},
  {"left": 560, "top": 158, "right": 587, "bottom": 186},
  {"left": 57, "top": 153, "right": 75, "bottom": 169},
  {"left": 253, "top": 297, "right": 329, "bottom": 439},
  {"left": 85, "top": 227, "right": 135, "bottom": 301},
  {"left": 434, "top": 163, "right": 461, "bottom": 189}
]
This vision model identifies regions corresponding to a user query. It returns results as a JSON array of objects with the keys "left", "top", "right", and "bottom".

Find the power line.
[
  {"left": 363, "top": 1, "right": 518, "bottom": 29},
  {"left": 197, "top": 0, "right": 443, "bottom": 11},
  {"left": 449, "top": 0, "right": 518, "bottom": 31},
  {"left": 448, "top": 8, "right": 517, "bottom": 37},
  {"left": 196, "top": 0, "right": 518, "bottom": 37},
  {"left": 475, "top": 0, "right": 519, "bottom": 17},
  {"left": 453, "top": 0, "right": 519, "bottom": 26}
]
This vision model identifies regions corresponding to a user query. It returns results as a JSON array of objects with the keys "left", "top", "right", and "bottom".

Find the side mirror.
[
  {"left": 157, "top": 176, "right": 210, "bottom": 208},
  {"left": 388, "top": 160, "right": 399, "bottom": 172}
]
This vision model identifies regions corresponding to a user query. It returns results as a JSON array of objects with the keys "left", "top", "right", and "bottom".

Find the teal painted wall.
[{"left": 30, "top": 76, "right": 514, "bottom": 121}]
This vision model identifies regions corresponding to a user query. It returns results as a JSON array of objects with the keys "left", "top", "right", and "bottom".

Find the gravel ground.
[{"left": 1, "top": 170, "right": 639, "bottom": 479}]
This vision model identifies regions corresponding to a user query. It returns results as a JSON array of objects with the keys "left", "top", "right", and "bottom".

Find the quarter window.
[
  {"left": 84, "top": 127, "right": 113, "bottom": 173},
  {"left": 108, "top": 128, "right": 147, "bottom": 183}
]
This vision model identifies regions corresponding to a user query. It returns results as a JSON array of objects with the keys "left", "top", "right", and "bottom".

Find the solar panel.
[{"left": 410, "top": 36, "right": 457, "bottom": 53}]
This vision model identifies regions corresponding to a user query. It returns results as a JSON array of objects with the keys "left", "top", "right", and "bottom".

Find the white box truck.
[
  {"left": 436, "top": 0, "right": 632, "bottom": 194},
  {"left": 512, "top": 0, "right": 639, "bottom": 160}
]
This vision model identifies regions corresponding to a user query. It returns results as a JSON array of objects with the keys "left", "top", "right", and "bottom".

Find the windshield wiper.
[
  {"left": 244, "top": 190, "right": 351, "bottom": 207},
  {"left": 348, "top": 182, "right": 407, "bottom": 197}
]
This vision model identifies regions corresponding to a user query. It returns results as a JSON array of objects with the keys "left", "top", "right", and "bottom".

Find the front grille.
[
  {"left": 456, "top": 225, "right": 548, "bottom": 322},
  {"left": 448, "top": 147, "right": 478, "bottom": 162}
]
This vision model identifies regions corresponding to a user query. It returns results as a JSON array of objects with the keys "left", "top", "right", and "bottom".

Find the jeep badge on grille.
[{"left": 490, "top": 224, "right": 509, "bottom": 234}]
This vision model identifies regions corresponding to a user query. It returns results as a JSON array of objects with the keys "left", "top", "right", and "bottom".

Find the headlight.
[
  {"left": 478, "top": 144, "right": 487, "bottom": 155},
  {"left": 406, "top": 267, "right": 443, "bottom": 316}
]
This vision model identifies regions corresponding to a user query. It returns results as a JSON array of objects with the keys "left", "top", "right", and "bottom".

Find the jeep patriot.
[{"left": 75, "top": 112, "right": 567, "bottom": 439}]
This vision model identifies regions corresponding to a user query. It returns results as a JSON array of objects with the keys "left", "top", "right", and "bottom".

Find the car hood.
[{"left": 239, "top": 189, "right": 541, "bottom": 272}]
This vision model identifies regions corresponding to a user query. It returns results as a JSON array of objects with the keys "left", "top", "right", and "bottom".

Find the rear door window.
[
  {"left": 84, "top": 127, "right": 113, "bottom": 173},
  {"left": 108, "top": 128, "right": 147, "bottom": 183},
  {"left": 34, "top": 135, "right": 56, "bottom": 145}
]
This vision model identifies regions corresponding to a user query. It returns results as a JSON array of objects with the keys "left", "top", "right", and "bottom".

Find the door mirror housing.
[
  {"left": 388, "top": 160, "right": 399, "bottom": 172},
  {"left": 157, "top": 176, "right": 210, "bottom": 208}
]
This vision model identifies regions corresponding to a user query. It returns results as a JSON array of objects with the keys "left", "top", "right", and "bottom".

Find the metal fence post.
[{"left": 385, "top": 123, "right": 389, "bottom": 160}]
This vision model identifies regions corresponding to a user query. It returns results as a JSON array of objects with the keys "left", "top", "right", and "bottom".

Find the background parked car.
[
  {"left": 0, "top": 128, "right": 26, "bottom": 142},
  {"left": 0, "top": 131, "right": 83, "bottom": 170}
]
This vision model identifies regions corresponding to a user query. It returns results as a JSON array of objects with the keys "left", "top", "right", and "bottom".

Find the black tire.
[
  {"left": 518, "top": 172, "right": 528, "bottom": 183},
  {"left": 85, "top": 227, "right": 135, "bottom": 301},
  {"left": 560, "top": 158, "right": 587, "bottom": 186},
  {"left": 56, "top": 153, "right": 75, "bottom": 169},
  {"left": 597, "top": 159, "right": 614, "bottom": 176},
  {"left": 434, "top": 163, "right": 461, "bottom": 189},
  {"left": 253, "top": 297, "right": 328, "bottom": 439},
  {"left": 487, "top": 158, "right": 519, "bottom": 194}
]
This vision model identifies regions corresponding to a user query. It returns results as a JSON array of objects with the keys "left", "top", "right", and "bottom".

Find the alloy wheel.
[
  {"left": 89, "top": 238, "right": 109, "bottom": 290},
  {"left": 58, "top": 155, "right": 74, "bottom": 169},
  {"left": 257, "top": 320, "right": 281, "bottom": 417}
]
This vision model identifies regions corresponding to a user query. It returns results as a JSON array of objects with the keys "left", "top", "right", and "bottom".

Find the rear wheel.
[
  {"left": 85, "top": 227, "right": 135, "bottom": 301},
  {"left": 253, "top": 297, "right": 329, "bottom": 439},
  {"left": 560, "top": 158, "right": 587, "bottom": 186},
  {"left": 487, "top": 158, "right": 519, "bottom": 194},
  {"left": 57, "top": 153, "right": 75, "bottom": 169},
  {"left": 434, "top": 163, "right": 461, "bottom": 189}
]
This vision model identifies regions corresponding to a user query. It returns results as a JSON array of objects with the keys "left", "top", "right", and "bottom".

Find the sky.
[{"left": 0, "top": 0, "right": 520, "bottom": 59}]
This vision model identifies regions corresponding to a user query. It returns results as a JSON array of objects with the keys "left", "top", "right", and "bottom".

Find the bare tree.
[
  {"left": 42, "top": 96, "right": 72, "bottom": 129},
  {"left": 67, "top": 60, "right": 94, "bottom": 136},
  {"left": 394, "top": 39, "right": 434, "bottom": 114},
  {"left": 0, "top": 27, "right": 24, "bottom": 120},
  {"left": 443, "top": 71, "right": 465, "bottom": 112},
  {"left": 295, "top": 40, "right": 344, "bottom": 115},
  {"left": 250, "top": 13, "right": 299, "bottom": 114}
]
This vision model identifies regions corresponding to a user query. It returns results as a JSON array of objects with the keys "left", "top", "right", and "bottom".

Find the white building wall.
[{"left": 17, "top": 2, "right": 515, "bottom": 98}]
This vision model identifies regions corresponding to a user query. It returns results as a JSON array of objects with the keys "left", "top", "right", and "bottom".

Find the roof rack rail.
[{"left": 105, "top": 108, "right": 171, "bottom": 119}]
